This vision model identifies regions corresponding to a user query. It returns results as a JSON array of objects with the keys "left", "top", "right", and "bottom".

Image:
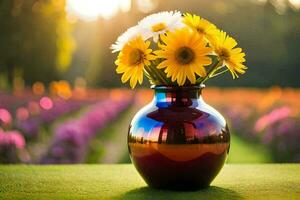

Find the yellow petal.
[
  {"left": 121, "top": 69, "right": 132, "bottom": 83},
  {"left": 129, "top": 73, "right": 138, "bottom": 89},
  {"left": 186, "top": 67, "right": 196, "bottom": 84}
]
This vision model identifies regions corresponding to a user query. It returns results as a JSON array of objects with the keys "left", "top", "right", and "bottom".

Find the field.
[{"left": 1, "top": 86, "right": 300, "bottom": 164}]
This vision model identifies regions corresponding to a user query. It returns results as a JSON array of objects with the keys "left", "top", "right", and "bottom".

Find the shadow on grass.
[{"left": 120, "top": 186, "right": 243, "bottom": 200}]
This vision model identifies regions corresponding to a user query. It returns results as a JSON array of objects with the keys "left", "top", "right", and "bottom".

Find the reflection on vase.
[{"left": 128, "top": 85, "right": 230, "bottom": 190}]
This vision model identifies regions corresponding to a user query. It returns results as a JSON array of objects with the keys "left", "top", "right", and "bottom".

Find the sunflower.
[
  {"left": 138, "top": 11, "right": 184, "bottom": 42},
  {"left": 115, "top": 36, "right": 156, "bottom": 88},
  {"left": 210, "top": 31, "right": 247, "bottom": 78},
  {"left": 183, "top": 13, "right": 219, "bottom": 43},
  {"left": 155, "top": 28, "right": 212, "bottom": 86}
]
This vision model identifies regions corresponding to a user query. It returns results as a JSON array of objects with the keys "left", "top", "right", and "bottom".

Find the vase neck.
[{"left": 152, "top": 85, "right": 204, "bottom": 107}]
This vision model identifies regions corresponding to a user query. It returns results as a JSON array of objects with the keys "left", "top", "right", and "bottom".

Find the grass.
[
  {"left": 0, "top": 164, "right": 299, "bottom": 200},
  {"left": 227, "top": 133, "right": 273, "bottom": 163}
]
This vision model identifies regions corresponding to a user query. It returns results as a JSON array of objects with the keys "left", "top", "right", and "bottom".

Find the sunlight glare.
[
  {"left": 289, "top": 0, "right": 300, "bottom": 9},
  {"left": 67, "top": 0, "right": 131, "bottom": 21}
]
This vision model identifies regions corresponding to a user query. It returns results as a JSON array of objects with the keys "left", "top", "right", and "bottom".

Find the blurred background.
[{"left": 0, "top": 0, "right": 300, "bottom": 164}]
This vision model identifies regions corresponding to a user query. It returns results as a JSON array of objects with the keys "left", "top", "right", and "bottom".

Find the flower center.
[
  {"left": 152, "top": 23, "right": 167, "bottom": 32},
  {"left": 219, "top": 48, "right": 230, "bottom": 60},
  {"left": 196, "top": 27, "right": 205, "bottom": 34},
  {"left": 175, "top": 46, "right": 195, "bottom": 65},
  {"left": 129, "top": 49, "right": 144, "bottom": 65}
]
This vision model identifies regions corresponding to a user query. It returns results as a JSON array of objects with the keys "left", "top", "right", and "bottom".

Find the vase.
[{"left": 128, "top": 85, "right": 230, "bottom": 190}]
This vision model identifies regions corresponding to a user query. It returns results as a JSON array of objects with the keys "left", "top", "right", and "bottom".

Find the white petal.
[
  {"left": 111, "top": 25, "right": 149, "bottom": 53},
  {"left": 137, "top": 11, "right": 184, "bottom": 42}
]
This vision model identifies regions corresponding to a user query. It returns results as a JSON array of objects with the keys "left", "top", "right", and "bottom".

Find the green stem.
[
  {"left": 156, "top": 67, "right": 172, "bottom": 85},
  {"left": 145, "top": 65, "right": 168, "bottom": 85},
  {"left": 143, "top": 67, "right": 158, "bottom": 85},
  {"left": 196, "top": 60, "right": 223, "bottom": 85},
  {"left": 152, "top": 67, "right": 169, "bottom": 85},
  {"left": 144, "top": 66, "right": 158, "bottom": 83},
  {"left": 210, "top": 68, "right": 229, "bottom": 78}
]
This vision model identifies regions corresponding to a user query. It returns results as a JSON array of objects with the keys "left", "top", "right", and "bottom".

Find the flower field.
[{"left": 1, "top": 87, "right": 300, "bottom": 164}]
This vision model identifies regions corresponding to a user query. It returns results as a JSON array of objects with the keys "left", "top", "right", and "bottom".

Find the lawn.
[
  {"left": 227, "top": 133, "right": 272, "bottom": 163},
  {"left": 0, "top": 164, "right": 299, "bottom": 200}
]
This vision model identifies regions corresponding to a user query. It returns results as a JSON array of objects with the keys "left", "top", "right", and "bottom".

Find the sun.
[{"left": 67, "top": 0, "right": 131, "bottom": 21}]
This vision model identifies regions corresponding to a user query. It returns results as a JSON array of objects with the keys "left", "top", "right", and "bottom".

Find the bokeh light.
[
  {"left": 0, "top": 108, "right": 12, "bottom": 125},
  {"left": 50, "top": 80, "right": 72, "bottom": 99},
  {"left": 16, "top": 107, "right": 30, "bottom": 121},
  {"left": 28, "top": 101, "right": 40, "bottom": 115},
  {"left": 40, "top": 97, "right": 54, "bottom": 110},
  {"left": 32, "top": 82, "right": 45, "bottom": 96}
]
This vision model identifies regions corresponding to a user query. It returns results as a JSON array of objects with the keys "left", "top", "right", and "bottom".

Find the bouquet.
[{"left": 112, "top": 11, "right": 247, "bottom": 88}]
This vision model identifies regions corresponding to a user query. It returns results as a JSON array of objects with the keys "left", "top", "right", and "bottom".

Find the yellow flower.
[
  {"left": 155, "top": 28, "right": 212, "bottom": 86},
  {"left": 183, "top": 13, "right": 219, "bottom": 43},
  {"left": 211, "top": 31, "right": 247, "bottom": 79},
  {"left": 115, "top": 36, "right": 156, "bottom": 88}
]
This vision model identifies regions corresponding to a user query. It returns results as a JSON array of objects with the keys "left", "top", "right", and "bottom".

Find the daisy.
[
  {"left": 115, "top": 36, "right": 156, "bottom": 88},
  {"left": 138, "top": 11, "right": 184, "bottom": 43},
  {"left": 210, "top": 30, "right": 247, "bottom": 79},
  {"left": 155, "top": 28, "right": 212, "bottom": 86},
  {"left": 111, "top": 26, "right": 145, "bottom": 53},
  {"left": 183, "top": 13, "right": 219, "bottom": 43}
]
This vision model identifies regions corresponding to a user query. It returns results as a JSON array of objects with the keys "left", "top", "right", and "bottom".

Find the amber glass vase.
[{"left": 128, "top": 85, "right": 230, "bottom": 190}]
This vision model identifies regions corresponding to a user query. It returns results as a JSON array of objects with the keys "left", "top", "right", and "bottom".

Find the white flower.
[
  {"left": 111, "top": 26, "right": 145, "bottom": 53},
  {"left": 138, "top": 11, "right": 184, "bottom": 42}
]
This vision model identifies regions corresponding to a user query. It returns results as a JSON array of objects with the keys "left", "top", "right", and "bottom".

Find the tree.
[{"left": 0, "top": 0, "right": 75, "bottom": 86}]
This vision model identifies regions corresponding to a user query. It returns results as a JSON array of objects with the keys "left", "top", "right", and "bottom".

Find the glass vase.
[{"left": 128, "top": 85, "right": 230, "bottom": 190}]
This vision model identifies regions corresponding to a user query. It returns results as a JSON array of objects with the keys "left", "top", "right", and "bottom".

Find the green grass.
[
  {"left": 0, "top": 164, "right": 299, "bottom": 200},
  {"left": 227, "top": 134, "right": 273, "bottom": 163}
]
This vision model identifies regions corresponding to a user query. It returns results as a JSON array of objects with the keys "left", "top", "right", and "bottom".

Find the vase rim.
[{"left": 151, "top": 84, "right": 205, "bottom": 90}]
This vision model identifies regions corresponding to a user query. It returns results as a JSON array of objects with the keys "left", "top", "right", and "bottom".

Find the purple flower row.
[
  {"left": 16, "top": 99, "right": 90, "bottom": 139},
  {"left": 1, "top": 92, "right": 92, "bottom": 140},
  {"left": 40, "top": 97, "right": 133, "bottom": 164},
  {"left": 253, "top": 107, "right": 300, "bottom": 162},
  {"left": 223, "top": 105, "right": 300, "bottom": 163},
  {"left": 0, "top": 129, "right": 25, "bottom": 163}
]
